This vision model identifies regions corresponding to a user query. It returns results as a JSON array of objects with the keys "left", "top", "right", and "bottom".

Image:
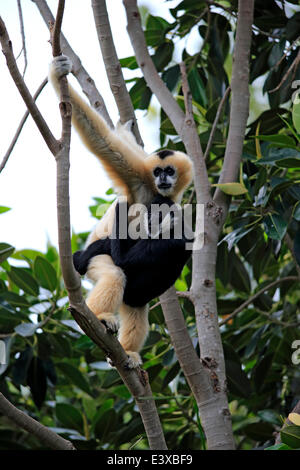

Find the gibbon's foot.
[
  {"left": 99, "top": 315, "right": 119, "bottom": 334},
  {"left": 52, "top": 54, "right": 72, "bottom": 79},
  {"left": 106, "top": 352, "right": 142, "bottom": 369},
  {"left": 124, "top": 351, "right": 142, "bottom": 369}
]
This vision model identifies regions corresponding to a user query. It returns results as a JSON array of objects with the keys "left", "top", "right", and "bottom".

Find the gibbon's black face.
[{"left": 153, "top": 165, "right": 177, "bottom": 195}]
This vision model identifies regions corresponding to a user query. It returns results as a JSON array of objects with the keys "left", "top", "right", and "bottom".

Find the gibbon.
[{"left": 49, "top": 55, "right": 194, "bottom": 367}]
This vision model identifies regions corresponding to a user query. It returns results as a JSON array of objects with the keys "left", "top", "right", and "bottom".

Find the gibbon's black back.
[{"left": 73, "top": 195, "right": 193, "bottom": 307}]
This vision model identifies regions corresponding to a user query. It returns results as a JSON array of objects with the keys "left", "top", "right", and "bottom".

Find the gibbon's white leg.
[
  {"left": 86, "top": 255, "right": 126, "bottom": 331},
  {"left": 118, "top": 303, "right": 149, "bottom": 368}
]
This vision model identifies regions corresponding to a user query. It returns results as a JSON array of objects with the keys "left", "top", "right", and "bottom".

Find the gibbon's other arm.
[{"left": 48, "top": 55, "right": 149, "bottom": 202}]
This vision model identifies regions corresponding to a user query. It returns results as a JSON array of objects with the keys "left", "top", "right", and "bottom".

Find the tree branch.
[
  {"left": 0, "top": 77, "right": 48, "bottom": 173},
  {"left": 51, "top": 1, "right": 167, "bottom": 450},
  {"left": 214, "top": 0, "right": 255, "bottom": 222},
  {"left": 160, "top": 288, "right": 235, "bottom": 450},
  {"left": 0, "top": 392, "right": 75, "bottom": 450},
  {"left": 0, "top": 18, "right": 59, "bottom": 155},
  {"left": 32, "top": 0, "right": 113, "bottom": 127},
  {"left": 123, "top": 0, "right": 237, "bottom": 449},
  {"left": 91, "top": 0, "right": 143, "bottom": 145}
]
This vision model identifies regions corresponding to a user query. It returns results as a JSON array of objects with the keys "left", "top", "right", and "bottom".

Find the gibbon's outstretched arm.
[{"left": 49, "top": 56, "right": 150, "bottom": 202}]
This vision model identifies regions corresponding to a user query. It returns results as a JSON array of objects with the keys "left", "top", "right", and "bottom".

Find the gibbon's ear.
[{"left": 49, "top": 56, "right": 149, "bottom": 202}]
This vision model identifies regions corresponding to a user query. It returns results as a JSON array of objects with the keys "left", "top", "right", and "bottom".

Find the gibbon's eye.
[
  {"left": 153, "top": 167, "right": 162, "bottom": 177},
  {"left": 165, "top": 166, "right": 175, "bottom": 176}
]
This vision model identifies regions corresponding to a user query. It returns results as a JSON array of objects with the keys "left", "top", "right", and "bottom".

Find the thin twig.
[
  {"left": 0, "top": 17, "right": 59, "bottom": 155},
  {"left": 0, "top": 77, "right": 48, "bottom": 173},
  {"left": 16, "top": 0, "right": 27, "bottom": 77},
  {"left": 269, "top": 49, "right": 300, "bottom": 93},
  {"left": 219, "top": 276, "right": 298, "bottom": 326},
  {"left": 180, "top": 61, "right": 193, "bottom": 119},
  {"left": 204, "top": 86, "right": 231, "bottom": 160},
  {"left": 271, "top": 36, "right": 300, "bottom": 71}
]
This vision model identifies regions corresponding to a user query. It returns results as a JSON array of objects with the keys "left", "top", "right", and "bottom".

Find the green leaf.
[
  {"left": 56, "top": 403, "right": 83, "bottom": 433},
  {"left": 244, "top": 422, "right": 274, "bottom": 441},
  {"left": 0, "top": 206, "right": 11, "bottom": 214},
  {"left": 162, "top": 362, "right": 181, "bottom": 390},
  {"left": 265, "top": 443, "right": 291, "bottom": 450},
  {"left": 292, "top": 100, "right": 300, "bottom": 133},
  {"left": 56, "top": 362, "right": 92, "bottom": 396},
  {"left": 12, "top": 249, "right": 44, "bottom": 261},
  {"left": 257, "top": 148, "right": 300, "bottom": 165},
  {"left": 220, "top": 226, "right": 254, "bottom": 252},
  {"left": 34, "top": 256, "right": 57, "bottom": 291},
  {"left": 7, "top": 267, "right": 39, "bottom": 296},
  {"left": 1, "top": 292, "right": 30, "bottom": 308},
  {"left": 255, "top": 134, "right": 297, "bottom": 148},
  {"left": 275, "top": 157, "right": 300, "bottom": 168},
  {"left": 152, "top": 43, "right": 174, "bottom": 72},
  {"left": 119, "top": 56, "right": 138, "bottom": 70},
  {"left": 281, "top": 425, "right": 300, "bottom": 449},
  {"left": 225, "top": 360, "right": 252, "bottom": 398},
  {"left": 129, "top": 78, "right": 152, "bottom": 110},
  {"left": 188, "top": 68, "right": 207, "bottom": 107},
  {"left": 293, "top": 202, "right": 300, "bottom": 221},
  {"left": 14, "top": 322, "right": 41, "bottom": 337},
  {"left": 145, "top": 15, "right": 171, "bottom": 46},
  {"left": 212, "top": 183, "right": 248, "bottom": 195},
  {"left": 264, "top": 214, "right": 287, "bottom": 240},
  {"left": 162, "top": 65, "right": 180, "bottom": 91},
  {"left": 0, "top": 243, "right": 14, "bottom": 264},
  {"left": 294, "top": 228, "right": 300, "bottom": 267},
  {"left": 27, "top": 356, "right": 47, "bottom": 409},
  {"left": 12, "top": 347, "right": 33, "bottom": 386},
  {"left": 93, "top": 408, "right": 117, "bottom": 441}
]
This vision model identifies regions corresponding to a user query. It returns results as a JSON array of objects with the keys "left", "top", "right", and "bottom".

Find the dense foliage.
[{"left": 1, "top": 0, "right": 300, "bottom": 450}]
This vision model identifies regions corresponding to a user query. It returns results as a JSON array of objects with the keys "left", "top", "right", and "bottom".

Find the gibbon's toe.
[
  {"left": 106, "top": 356, "right": 115, "bottom": 368},
  {"left": 124, "top": 351, "right": 142, "bottom": 369},
  {"left": 100, "top": 315, "right": 119, "bottom": 334}
]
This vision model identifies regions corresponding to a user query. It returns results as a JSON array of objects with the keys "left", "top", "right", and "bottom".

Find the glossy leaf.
[
  {"left": 56, "top": 403, "right": 83, "bottom": 433},
  {"left": 7, "top": 267, "right": 39, "bottom": 296},
  {"left": 0, "top": 243, "right": 14, "bottom": 264},
  {"left": 212, "top": 182, "right": 248, "bottom": 195},
  {"left": 56, "top": 362, "right": 92, "bottom": 396},
  {"left": 281, "top": 425, "right": 300, "bottom": 449},
  {"left": 34, "top": 256, "right": 57, "bottom": 291},
  {"left": 292, "top": 100, "right": 300, "bottom": 133},
  {"left": 26, "top": 356, "right": 47, "bottom": 408},
  {"left": 264, "top": 214, "right": 287, "bottom": 240}
]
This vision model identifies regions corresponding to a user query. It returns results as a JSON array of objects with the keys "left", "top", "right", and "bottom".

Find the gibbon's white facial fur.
[{"left": 152, "top": 164, "right": 177, "bottom": 197}]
